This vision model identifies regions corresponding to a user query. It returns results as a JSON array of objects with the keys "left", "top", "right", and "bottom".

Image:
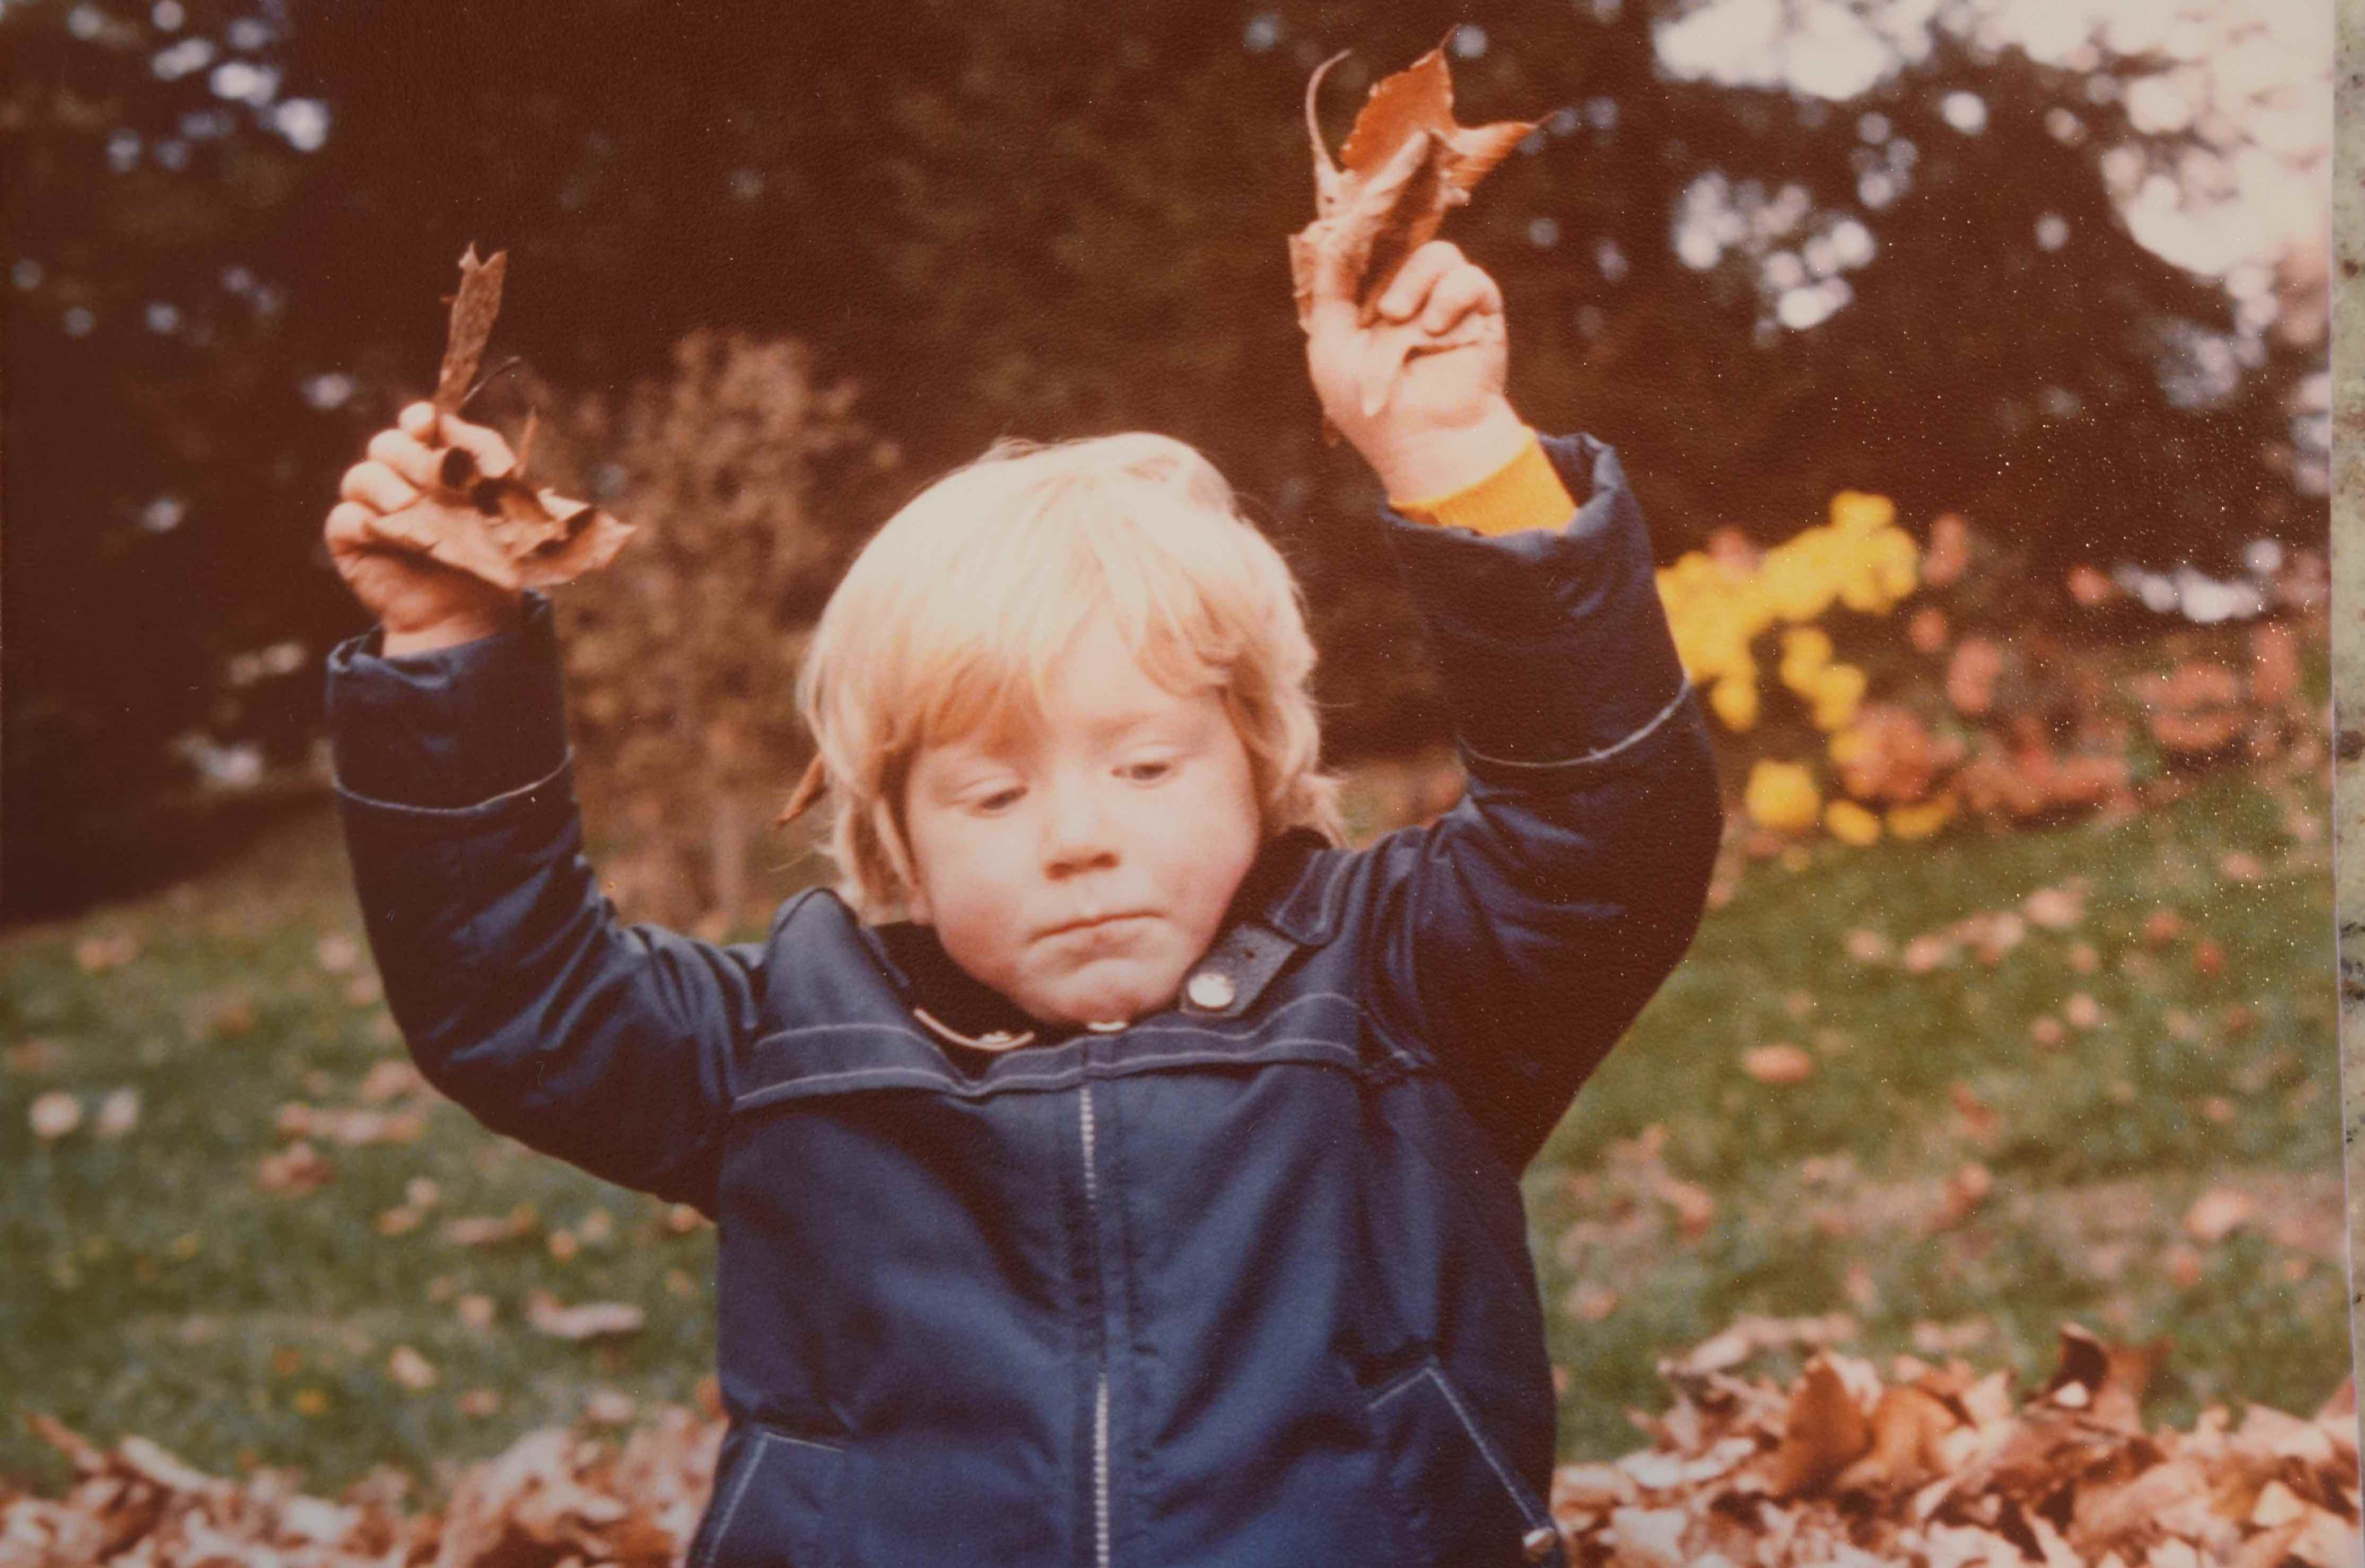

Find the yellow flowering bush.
[
  {"left": 1743, "top": 759, "right": 1820, "bottom": 832},
  {"left": 1709, "top": 674, "right": 1759, "bottom": 731},
  {"left": 1656, "top": 490, "right": 1919, "bottom": 743},
  {"left": 1886, "top": 793, "right": 1960, "bottom": 840},
  {"left": 1808, "top": 662, "right": 1866, "bottom": 731},
  {"left": 1660, "top": 490, "right": 1950, "bottom": 850},
  {"left": 1823, "top": 799, "right": 1882, "bottom": 846}
]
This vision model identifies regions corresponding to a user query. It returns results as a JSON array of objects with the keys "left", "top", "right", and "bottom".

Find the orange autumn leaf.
[
  {"left": 1764, "top": 1353, "right": 1873, "bottom": 1497},
  {"left": 1741, "top": 1043, "right": 1815, "bottom": 1085},
  {"left": 1287, "top": 39, "right": 1533, "bottom": 419}
]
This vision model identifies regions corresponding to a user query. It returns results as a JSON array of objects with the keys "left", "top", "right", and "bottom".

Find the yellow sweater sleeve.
[{"left": 1388, "top": 430, "right": 1575, "bottom": 536}]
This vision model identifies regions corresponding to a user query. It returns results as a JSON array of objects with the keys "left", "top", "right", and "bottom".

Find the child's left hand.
[{"left": 1303, "top": 239, "right": 1530, "bottom": 502}]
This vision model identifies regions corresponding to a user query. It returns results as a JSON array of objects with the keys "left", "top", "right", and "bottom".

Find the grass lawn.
[{"left": 1, "top": 751, "right": 2346, "bottom": 1503}]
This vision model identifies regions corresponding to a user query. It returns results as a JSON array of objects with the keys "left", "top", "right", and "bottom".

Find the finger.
[
  {"left": 1301, "top": 229, "right": 1363, "bottom": 344},
  {"left": 1419, "top": 265, "right": 1502, "bottom": 336},
  {"left": 366, "top": 428, "right": 442, "bottom": 490},
  {"left": 398, "top": 401, "right": 439, "bottom": 442},
  {"left": 339, "top": 460, "right": 418, "bottom": 513},
  {"left": 437, "top": 412, "right": 516, "bottom": 479},
  {"left": 325, "top": 500, "right": 379, "bottom": 556},
  {"left": 1374, "top": 241, "right": 1467, "bottom": 324}
]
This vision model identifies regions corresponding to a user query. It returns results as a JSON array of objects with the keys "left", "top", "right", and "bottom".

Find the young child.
[{"left": 322, "top": 239, "right": 1723, "bottom": 1567}]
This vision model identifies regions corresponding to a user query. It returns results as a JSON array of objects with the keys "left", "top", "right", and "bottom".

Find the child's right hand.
[
  {"left": 1302, "top": 239, "right": 1531, "bottom": 505},
  {"left": 324, "top": 402, "right": 525, "bottom": 656}
]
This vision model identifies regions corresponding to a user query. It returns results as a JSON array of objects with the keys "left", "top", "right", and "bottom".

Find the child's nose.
[{"left": 1039, "top": 774, "right": 1119, "bottom": 875}]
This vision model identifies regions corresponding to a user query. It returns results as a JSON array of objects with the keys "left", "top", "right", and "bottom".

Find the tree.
[
  {"left": 3, "top": 0, "right": 2322, "bottom": 913},
  {"left": 511, "top": 333, "right": 890, "bottom": 931}
]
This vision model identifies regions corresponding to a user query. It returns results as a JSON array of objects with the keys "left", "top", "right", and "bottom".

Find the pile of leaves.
[
  {"left": 1554, "top": 1323, "right": 2359, "bottom": 1568},
  {"left": 4, "top": 1329, "right": 2353, "bottom": 1567}
]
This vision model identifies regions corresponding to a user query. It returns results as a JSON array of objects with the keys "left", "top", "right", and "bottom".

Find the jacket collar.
[{"left": 861, "top": 826, "right": 1337, "bottom": 1051}]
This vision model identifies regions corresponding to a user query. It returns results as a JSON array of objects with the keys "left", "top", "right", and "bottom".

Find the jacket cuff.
[
  {"left": 1379, "top": 432, "right": 1692, "bottom": 776},
  {"left": 1389, "top": 431, "right": 1576, "bottom": 536},
  {"left": 325, "top": 589, "right": 571, "bottom": 810}
]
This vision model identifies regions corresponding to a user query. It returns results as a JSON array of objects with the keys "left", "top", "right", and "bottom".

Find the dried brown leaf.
[
  {"left": 1764, "top": 1354, "right": 1873, "bottom": 1498},
  {"left": 433, "top": 243, "right": 507, "bottom": 416},
  {"left": 1286, "top": 39, "right": 1533, "bottom": 421}
]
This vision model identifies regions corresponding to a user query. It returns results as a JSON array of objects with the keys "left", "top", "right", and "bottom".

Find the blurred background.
[{"left": 2, "top": 0, "right": 2348, "bottom": 1524}]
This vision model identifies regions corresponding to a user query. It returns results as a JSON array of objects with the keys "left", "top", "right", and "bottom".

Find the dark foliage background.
[{"left": 1, "top": 0, "right": 2323, "bottom": 918}]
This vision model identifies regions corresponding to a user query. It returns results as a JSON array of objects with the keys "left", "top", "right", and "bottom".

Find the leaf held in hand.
[
  {"left": 433, "top": 244, "right": 507, "bottom": 416},
  {"left": 1287, "top": 38, "right": 1533, "bottom": 422},
  {"left": 376, "top": 247, "right": 637, "bottom": 592},
  {"left": 1290, "top": 40, "right": 1532, "bottom": 324}
]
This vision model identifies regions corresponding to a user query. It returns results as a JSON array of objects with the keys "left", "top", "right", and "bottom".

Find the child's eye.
[
  {"left": 1123, "top": 761, "right": 1173, "bottom": 783},
  {"left": 973, "top": 787, "right": 1023, "bottom": 812}
]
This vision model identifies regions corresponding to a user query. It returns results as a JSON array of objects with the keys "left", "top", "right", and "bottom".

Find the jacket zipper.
[{"left": 1078, "top": 1083, "right": 1113, "bottom": 1568}]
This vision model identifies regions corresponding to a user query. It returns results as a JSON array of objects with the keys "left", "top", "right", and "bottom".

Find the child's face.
[{"left": 901, "top": 613, "right": 1262, "bottom": 1029}]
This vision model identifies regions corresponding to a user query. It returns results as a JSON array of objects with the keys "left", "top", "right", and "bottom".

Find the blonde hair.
[{"left": 786, "top": 431, "right": 1347, "bottom": 924}]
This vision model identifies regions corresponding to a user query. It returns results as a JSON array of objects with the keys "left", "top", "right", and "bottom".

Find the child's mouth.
[{"left": 1046, "top": 914, "right": 1151, "bottom": 942}]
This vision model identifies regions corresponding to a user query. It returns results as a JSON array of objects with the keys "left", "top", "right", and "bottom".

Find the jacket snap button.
[
  {"left": 1185, "top": 970, "right": 1235, "bottom": 1010},
  {"left": 1522, "top": 1526, "right": 1561, "bottom": 1563}
]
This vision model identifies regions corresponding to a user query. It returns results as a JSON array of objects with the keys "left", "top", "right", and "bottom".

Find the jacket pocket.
[
  {"left": 690, "top": 1424, "right": 846, "bottom": 1568},
  {"left": 1366, "top": 1360, "right": 1563, "bottom": 1568}
]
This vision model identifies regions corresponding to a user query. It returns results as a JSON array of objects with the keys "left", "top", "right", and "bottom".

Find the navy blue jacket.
[{"left": 326, "top": 432, "right": 1724, "bottom": 1568}]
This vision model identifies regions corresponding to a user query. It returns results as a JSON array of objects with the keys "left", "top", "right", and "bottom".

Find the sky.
[{"left": 1654, "top": 0, "right": 2331, "bottom": 285}]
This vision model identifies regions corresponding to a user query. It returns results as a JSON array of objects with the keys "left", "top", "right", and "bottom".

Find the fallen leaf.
[
  {"left": 584, "top": 1389, "right": 638, "bottom": 1427},
  {"left": 29, "top": 1090, "right": 82, "bottom": 1141},
  {"left": 358, "top": 1058, "right": 428, "bottom": 1103},
  {"left": 1742, "top": 1043, "right": 1816, "bottom": 1085},
  {"left": 1764, "top": 1354, "right": 1874, "bottom": 1497},
  {"left": 254, "top": 1141, "right": 334, "bottom": 1195},
  {"left": 1552, "top": 1461, "right": 1637, "bottom": 1516},
  {"left": 526, "top": 1290, "right": 645, "bottom": 1341},
  {"left": 1911, "top": 1319, "right": 1993, "bottom": 1356},
  {"left": 73, "top": 933, "right": 140, "bottom": 974},
  {"left": 2041, "top": 1321, "right": 2165, "bottom": 1434},
  {"left": 2022, "top": 884, "right": 2086, "bottom": 930},
  {"left": 93, "top": 1087, "right": 141, "bottom": 1138},
  {"left": 386, "top": 1345, "right": 439, "bottom": 1392},
  {"left": 5, "top": 1037, "right": 65, "bottom": 1074},
  {"left": 1932, "top": 1163, "right": 1994, "bottom": 1229},
  {"left": 1604, "top": 1505, "right": 1690, "bottom": 1568},
  {"left": 1566, "top": 1282, "right": 1620, "bottom": 1322},
  {"left": 197, "top": 993, "right": 255, "bottom": 1039},
  {"left": 442, "top": 1205, "right": 539, "bottom": 1247},
  {"left": 1904, "top": 934, "right": 1956, "bottom": 974},
  {"left": 2185, "top": 1186, "right": 2256, "bottom": 1245},
  {"left": 1835, "top": 1383, "right": 1962, "bottom": 1492},
  {"left": 1948, "top": 1083, "right": 2000, "bottom": 1143},
  {"left": 1844, "top": 928, "right": 1892, "bottom": 962},
  {"left": 1654, "top": 1177, "right": 1716, "bottom": 1239}
]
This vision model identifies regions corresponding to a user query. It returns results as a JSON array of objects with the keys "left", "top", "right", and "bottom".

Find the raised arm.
[
  {"left": 1303, "top": 242, "right": 1724, "bottom": 1171},
  {"left": 1362, "top": 433, "right": 1722, "bottom": 1170},
  {"left": 324, "top": 410, "right": 764, "bottom": 1215}
]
